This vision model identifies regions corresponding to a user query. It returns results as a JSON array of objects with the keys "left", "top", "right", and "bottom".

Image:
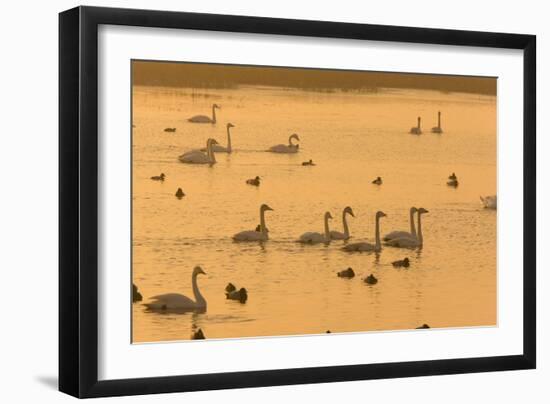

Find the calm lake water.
[{"left": 132, "top": 84, "right": 496, "bottom": 343}]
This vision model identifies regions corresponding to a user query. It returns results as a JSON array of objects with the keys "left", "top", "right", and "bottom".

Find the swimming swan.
[
  {"left": 233, "top": 204, "right": 274, "bottom": 241},
  {"left": 188, "top": 104, "right": 220, "bottom": 124},
  {"left": 343, "top": 211, "right": 386, "bottom": 252},
  {"left": 201, "top": 123, "right": 235, "bottom": 153},
  {"left": 480, "top": 195, "right": 497, "bottom": 209},
  {"left": 383, "top": 207, "right": 417, "bottom": 241},
  {"left": 299, "top": 211, "right": 333, "bottom": 244},
  {"left": 330, "top": 206, "right": 355, "bottom": 240},
  {"left": 268, "top": 134, "right": 300, "bottom": 153},
  {"left": 410, "top": 117, "right": 422, "bottom": 134},
  {"left": 385, "top": 208, "right": 428, "bottom": 248},
  {"left": 431, "top": 111, "right": 443, "bottom": 133},
  {"left": 179, "top": 138, "right": 218, "bottom": 164},
  {"left": 144, "top": 266, "right": 207, "bottom": 312}
]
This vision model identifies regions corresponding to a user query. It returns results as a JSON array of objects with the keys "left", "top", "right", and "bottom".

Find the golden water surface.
[{"left": 132, "top": 81, "right": 496, "bottom": 343}]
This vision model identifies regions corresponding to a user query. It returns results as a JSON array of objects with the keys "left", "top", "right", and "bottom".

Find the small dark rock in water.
[
  {"left": 416, "top": 324, "right": 430, "bottom": 329},
  {"left": 364, "top": 274, "right": 378, "bottom": 285},
  {"left": 392, "top": 258, "right": 410, "bottom": 268},
  {"left": 302, "top": 159, "right": 315, "bottom": 166},
  {"left": 372, "top": 176, "right": 382, "bottom": 185},
  {"left": 175, "top": 188, "right": 185, "bottom": 198},
  {"left": 226, "top": 287, "right": 248, "bottom": 303},
  {"left": 164, "top": 127, "right": 176, "bottom": 132},
  {"left": 326, "top": 330, "right": 331, "bottom": 334},
  {"left": 337, "top": 267, "right": 355, "bottom": 278},
  {"left": 225, "top": 282, "right": 237, "bottom": 293},
  {"left": 132, "top": 284, "right": 142, "bottom": 302},
  {"left": 151, "top": 173, "right": 165, "bottom": 181},
  {"left": 192, "top": 328, "right": 205, "bottom": 339}
]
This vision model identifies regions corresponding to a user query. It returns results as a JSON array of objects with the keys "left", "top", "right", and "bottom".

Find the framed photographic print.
[{"left": 59, "top": 6, "right": 536, "bottom": 398}]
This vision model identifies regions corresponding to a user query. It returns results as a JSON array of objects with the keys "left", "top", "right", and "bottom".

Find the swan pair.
[
  {"left": 233, "top": 204, "right": 274, "bottom": 241},
  {"left": 144, "top": 266, "right": 207, "bottom": 312},
  {"left": 188, "top": 104, "right": 220, "bottom": 124},
  {"left": 410, "top": 112, "right": 444, "bottom": 134},
  {"left": 383, "top": 207, "right": 428, "bottom": 248},
  {"left": 268, "top": 134, "right": 300, "bottom": 153},
  {"left": 298, "top": 206, "right": 355, "bottom": 244},
  {"left": 179, "top": 124, "right": 236, "bottom": 164}
]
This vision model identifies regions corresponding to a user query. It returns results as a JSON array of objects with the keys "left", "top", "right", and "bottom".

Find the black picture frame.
[{"left": 59, "top": 5, "right": 536, "bottom": 398}]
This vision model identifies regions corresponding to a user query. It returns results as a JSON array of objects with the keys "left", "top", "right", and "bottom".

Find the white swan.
[
  {"left": 268, "top": 134, "right": 300, "bottom": 153},
  {"left": 330, "top": 206, "right": 355, "bottom": 240},
  {"left": 188, "top": 104, "right": 220, "bottom": 123},
  {"left": 431, "top": 111, "right": 443, "bottom": 133},
  {"left": 201, "top": 123, "right": 234, "bottom": 153},
  {"left": 299, "top": 212, "right": 333, "bottom": 244},
  {"left": 233, "top": 204, "right": 274, "bottom": 241},
  {"left": 480, "top": 195, "right": 497, "bottom": 209},
  {"left": 385, "top": 208, "right": 428, "bottom": 248},
  {"left": 343, "top": 211, "right": 386, "bottom": 252},
  {"left": 144, "top": 266, "right": 207, "bottom": 312},
  {"left": 383, "top": 207, "right": 417, "bottom": 241},
  {"left": 410, "top": 117, "right": 422, "bottom": 135},
  {"left": 179, "top": 138, "right": 218, "bottom": 164}
]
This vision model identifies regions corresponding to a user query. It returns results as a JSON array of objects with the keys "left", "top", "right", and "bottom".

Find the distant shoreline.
[{"left": 132, "top": 60, "right": 497, "bottom": 96}]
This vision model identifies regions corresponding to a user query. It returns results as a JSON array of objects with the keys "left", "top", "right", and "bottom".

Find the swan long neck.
[
  {"left": 417, "top": 117, "right": 421, "bottom": 130},
  {"left": 288, "top": 135, "right": 297, "bottom": 146},
  {"left": 438, "top": 112, "right": 441, "bottom": 128},
  {"left": 410, "top": 210, "right": 417, "bottom": 238},
  {"left": 207, "top": 140, "right": 216, "bottom": 163},
  {"left": 417, "top": 214, "right": 423, "bottom": 245},
  {"left": 192, "top": 273, "right": 206, "bottom": 306},
  {"left": 375, "top": 216, "right": 381, "bottom": 250},
  {"left": 227, "top": 125, "right": 232, "bottom": 152},
  {"left": 324, "top": 215, "right": 331, "bottom": 240},
  {"left": 212, "top": 105, "right": 217, "bottom": 124},
  {"left": 259, "top": 208, "right": 268, "bottom": 237},
  {"left": 342, "top": 211, "right": 350, "bottom": 238}
]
